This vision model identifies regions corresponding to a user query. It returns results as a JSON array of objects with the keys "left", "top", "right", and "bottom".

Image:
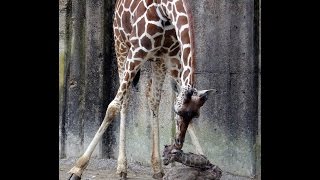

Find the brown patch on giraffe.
[
  {"left": 171, "top": 70, "right": 179, "bottom": 78},
  {"left": 163, "top": 36, "right": 174, "bottom": 48},
  {"left": 129, "top": 60, "right": 141, "bottom": 71},
  {"left": 137, "top": 18, "right": 146, "bottom": 37},
  {"left": 188, "top": 57, "right": 192, "bottom": 67},
  {"left": 130, "top": 0, "right": 139, "bottom": 12},
  {"left": 146, "top": 6, "right": 160, "bottom": 22},
  {"left": 122, "top": 11, "right": 132, "bottom": 33},
  {"left": 165, "top": 28, "right": 176, "bottom": 36},
  {"left": 146, "top": 23, "right": 163, "bottom": 36},
  {"left": 124, "top": 73, "right": 129, "bottom": 81},
  {"left": 119, "top": 30, "right": 127, "bottom": 41},
  {"left": 145, "top": 0, "right": 153, "bottom": 6},
  {"left": 183, "top": 69, "right": 190, "bottom": 81},
  {"left": 136, "top": 2, "right": 146, "bottom": 18},
  {"left": 127, "top": 50, "right": 133, "bottom": 59},
  {"left": 125, "top": 41, "right": 131, "bottom": 49},
  {"left": 177, "top": 16, "right": 188, "bottom": 29},
  {"left": 114, "top": 28, "right": 120, "bottom": 37},
  {"left": 169, "top": 46, "right": 180, "bottom": 56},
  {"left": 154, "top": 50, "right": 163, "bottom": 57},
  {"left": 130, "top": 71, "right": 136, "bottom": 79},
  {"left": 115, "top": 14, "right": 121, "bottom": 27},
  {"left": 140, "top": 36, "right": 152, "bottom": 50},
  {"left": 131, "top": 27, "right": 137, "bottom": 37},
  {"left": 175, "top": 0, "right": 185, "bottom": 13},
  {"left": 172, "top": 6, "right": 177, "bottom": 22},
  {"left": 130, "top": 40, "right": 139, "bottom": 48},
  {"left": 154, "top": 35, "right": 163, "bottom": 48},
  {"left": 170, "top": 41, "right": 180, "bottom": 51},
  {"left": 118, "top": 4, "right": 124, "bottom": 14},
  {"left": 134, "top": 49, "right": 147, "bottom": 59},
  {"left": 129, "top": 62, "right": 135, "bottom": 71},
  {"left": 183, "top": 47, "right": 190, "bottom": 65},
  {"left": 159, "top": 48, "right": 168, "bottom": 54},
  {"left": 124, "top": 0, "right": 131, "bottom": 8},
  {"left": 180, "top": 28, "right": 190, "bottom": 44},
  {"left": 121, "top": 83, "right": 127, "bottom": 91}
]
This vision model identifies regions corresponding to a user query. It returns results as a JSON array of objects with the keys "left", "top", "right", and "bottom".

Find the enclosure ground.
[{"left": 59, "top": 158, "right": 254, "bottom": 180}]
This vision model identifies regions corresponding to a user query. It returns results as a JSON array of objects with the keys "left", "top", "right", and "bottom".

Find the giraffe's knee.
[{"left": 106, "top": 100, "right": 121, "bottom": 119}]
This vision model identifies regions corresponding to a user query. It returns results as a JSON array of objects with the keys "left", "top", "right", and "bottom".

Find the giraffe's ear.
[
  {"left": 171, "top": 79, "right": 180, "bottom": 93},
  {"left": 198, "top": 89, "right": 217, "bottom": 102}
]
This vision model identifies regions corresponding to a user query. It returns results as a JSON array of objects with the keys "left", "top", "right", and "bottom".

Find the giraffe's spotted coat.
[{"left": 69, "top": 1, "right": 216, "bottom": 179}]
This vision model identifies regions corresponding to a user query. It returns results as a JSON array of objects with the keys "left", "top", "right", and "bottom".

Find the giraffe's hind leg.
[
  {"left": 115, "top": 41, "right": 130, "bottom": 179},
  {"left": 116, "top": 97, "right": 129, "bottom": 179},
  {"left": 147, "top": 58, "right": 167, "bottom": 179},
  {"left": 114, "top": 46, "right": 150, "bottom": 179}
]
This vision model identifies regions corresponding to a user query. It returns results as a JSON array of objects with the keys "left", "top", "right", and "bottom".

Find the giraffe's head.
[
  {"left": 172, "top": 84, "right": 217, "bottom": 149},
  {"left": 162, "top": 144, "right": 182, "bottom": 166}
]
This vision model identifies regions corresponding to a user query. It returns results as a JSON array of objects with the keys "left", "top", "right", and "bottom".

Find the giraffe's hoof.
[
  {"left": 68, "top": 173, "right": 81, "bottom": 180},
  {"left": 152, "top": 172, "right": 164, "bottom": 179},
  {"left": 119, "top": 172, "right": 127, "bottom": 180}
]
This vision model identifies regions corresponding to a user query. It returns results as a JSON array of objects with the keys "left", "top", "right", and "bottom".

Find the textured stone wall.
[{"left": 59, "top": 0, "right": 260, "bottom": 178}]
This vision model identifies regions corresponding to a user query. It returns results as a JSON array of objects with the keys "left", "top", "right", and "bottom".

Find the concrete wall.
[{"left": 59, "top": 0, "right": 260, "bottom": 178}]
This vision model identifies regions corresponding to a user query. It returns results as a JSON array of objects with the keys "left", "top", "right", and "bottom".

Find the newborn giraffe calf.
[{"left": 162, "top": 145, "right": 222, "bottom": 180}]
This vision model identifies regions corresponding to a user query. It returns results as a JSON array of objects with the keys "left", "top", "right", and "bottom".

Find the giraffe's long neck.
[{"left": 158, "top": 0, "right": 196, "bottom": 88}]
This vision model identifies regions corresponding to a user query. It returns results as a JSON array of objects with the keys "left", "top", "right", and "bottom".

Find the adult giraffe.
[{"left": 68, "top": 0, "right": 216, "bottom": 179}]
